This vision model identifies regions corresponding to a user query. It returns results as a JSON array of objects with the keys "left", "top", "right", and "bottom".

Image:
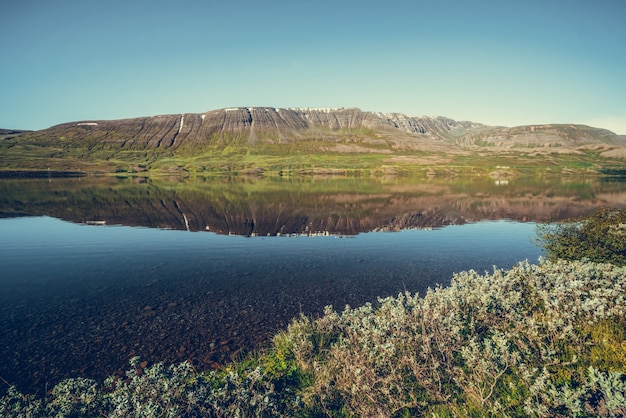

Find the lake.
[{"left": 1, "top": 175, "right": 625, "bottom": 395}]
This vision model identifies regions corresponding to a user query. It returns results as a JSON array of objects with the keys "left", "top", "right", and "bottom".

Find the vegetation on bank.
[
  {"left": 1, "top": 128, "right": 625, "bottom": 178},
  {"left": 2, "top": 210, "right": 626, "bottom": 417},
  {"left": 537, "top": 208, "right": 626, "bottom": 267}
]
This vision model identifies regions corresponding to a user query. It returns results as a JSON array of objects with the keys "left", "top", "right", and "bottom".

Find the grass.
[{"left": 2, "top": 129, "right": 624, "bottom": 178}]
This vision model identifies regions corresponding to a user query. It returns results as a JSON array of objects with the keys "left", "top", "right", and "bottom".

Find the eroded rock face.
[
  {"left": 30, "top": 107, "right": 487, "bottom": 150},
  {"left": 20, "top": 107, "right": 625, "bottom": 152}
]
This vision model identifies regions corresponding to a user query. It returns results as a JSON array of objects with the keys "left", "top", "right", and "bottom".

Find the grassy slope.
[{"left": 2, "top": 123, "right": 625, "bottom": 177}]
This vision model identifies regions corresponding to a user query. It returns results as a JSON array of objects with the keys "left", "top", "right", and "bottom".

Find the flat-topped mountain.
[
  {"left": 21, "top": 107, "right": 485, "bottom": 149},
  {"left": 2, "top": 107, "right": 625, "bottom": 175},
  {"left": 20, "top": 107, "right": 626, "bottom": 148}
]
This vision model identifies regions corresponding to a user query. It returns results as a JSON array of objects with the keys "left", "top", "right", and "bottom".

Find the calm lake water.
[{"left": 1, "top": 175, "right": 625, "bottom": 395}]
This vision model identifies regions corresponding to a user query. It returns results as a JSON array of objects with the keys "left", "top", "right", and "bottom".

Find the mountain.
[
  {"left": 457, "top": 123, "right": 625, "bottom": 148},
  {"left": 17, "top": 107, "right": 485, "bottom": 150},
  {"left": 2, "top": 107, "right": 625, "bottom": 175},
  {"left": 21, "top": 107, "right": 625, "bottom": 148}
]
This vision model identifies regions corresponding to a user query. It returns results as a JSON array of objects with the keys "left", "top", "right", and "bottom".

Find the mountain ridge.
[
  {"left": 25, "top": 106, "right": 625, "bottom": 148},
  {"left": 36, "top": 107, "right": 485, "bottom": 148},
  {"left": 2, "top": 107, "right": 625, "bottom": 175}
]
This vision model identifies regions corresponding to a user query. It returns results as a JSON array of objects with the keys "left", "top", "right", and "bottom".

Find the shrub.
[
  {"left": 0, "top": 386, "right": 44, "bottom": 417},
  {"left": 536, "top": 208, "right": 626, "bottom": 266},
  {"left": 285, "top": 259, "right": 626, "bottom": 416},
  {"left": 2, "top": 259, "right": 625, "bottom": 416}
]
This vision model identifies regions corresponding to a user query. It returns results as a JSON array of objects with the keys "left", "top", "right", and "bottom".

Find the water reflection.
[
  {"left": 0, "top": 176, "right": 624, "bottom": 396},
  {"left": 1, "top": 175, "right": 625, "bottom": 234}
]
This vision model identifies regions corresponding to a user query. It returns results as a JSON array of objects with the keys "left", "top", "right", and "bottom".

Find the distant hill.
[
  {"left": 2, "top": 107, "right": 625, "bottom": 175},
  {"left": 460, "top": 123, "right": 625, "bottom": 147},
  {"left": 0, "top": 128, "right": 32, "bottom": 138}
]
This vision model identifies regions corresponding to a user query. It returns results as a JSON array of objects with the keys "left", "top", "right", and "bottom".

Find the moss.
[{"left": 586, "top": 319, "right": 626, "bottom": 373}]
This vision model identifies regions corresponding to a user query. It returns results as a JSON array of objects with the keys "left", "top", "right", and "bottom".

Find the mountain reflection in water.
[
  {"left": 0, "top": 176, "right": 624, "bottom": 396},
  {"left": 1, "top": 175, "right": 625, "bottom": 234}
]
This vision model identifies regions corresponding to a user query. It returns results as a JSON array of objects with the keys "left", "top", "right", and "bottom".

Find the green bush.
[{"left": 537, "top": 208, "right": 626, "bottom": 266}]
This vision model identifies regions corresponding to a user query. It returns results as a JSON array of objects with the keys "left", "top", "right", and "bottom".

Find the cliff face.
[
  {"left": 23, "top": 107, "right": 489, "bottom": 151},
  {"left": 8, "top": 107, "right": 625, "bottom": 166}
]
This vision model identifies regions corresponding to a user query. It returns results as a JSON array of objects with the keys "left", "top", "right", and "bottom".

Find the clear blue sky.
[{"left": 2, "top": 0, "right": 625, "bottom": 133}]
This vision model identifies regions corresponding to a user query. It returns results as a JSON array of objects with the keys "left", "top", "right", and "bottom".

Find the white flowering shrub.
[
  {"left": 0, "top": 386, "right": 44, "bottom": 417},
  {"left": 1, "top": 358, "right": 285, "bottom": 417},
  {"left": 2, "top": 259, "right": 625, "bottom": 417},
  {"left": 48, "top": 378, "right": 100, "bottom": 417},
  {"left": 103, "top": 358, "right": 285, "bottom": 417},
  {"left": 288, "top": 259, "right": 626, "bottom": 416}
]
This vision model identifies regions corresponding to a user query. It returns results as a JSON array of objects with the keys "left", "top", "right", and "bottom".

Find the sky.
[{"left": 1, "top": 0, "right": 626, "bottom": 133}]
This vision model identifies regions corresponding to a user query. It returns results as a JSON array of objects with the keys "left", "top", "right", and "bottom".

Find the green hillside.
[{"left": 1, "top": 107, "right": 624, "bottom": 177}]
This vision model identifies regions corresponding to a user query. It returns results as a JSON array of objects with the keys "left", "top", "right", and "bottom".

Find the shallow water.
[
  {"left": 0, "top": 175, "right": 624, "bottom": 395},
  {"left": 0, "top": 217, "right": 541, "bottom": 394}
]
